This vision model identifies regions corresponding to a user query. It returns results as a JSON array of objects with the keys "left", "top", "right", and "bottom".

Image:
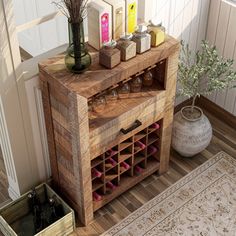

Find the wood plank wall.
[
  {"left": 206, "top": 0, "right": 236, "bottom": 116},
  {"left": 151, "top": 0, "right": 210, "bottom": 105}
]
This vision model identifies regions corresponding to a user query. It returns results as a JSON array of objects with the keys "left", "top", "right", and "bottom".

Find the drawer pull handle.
[{"left": 120, "top": 120, "right": 142, "bottom": 134}]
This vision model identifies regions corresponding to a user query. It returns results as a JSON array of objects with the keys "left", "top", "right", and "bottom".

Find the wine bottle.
[
  {"left": 28, "top": 189, "right": 42, "bottom": 233},
  {"left": 92, "top": 168, "right": 102, "bottom": 178},
  {"left": 135, "top": 165, "right": 143, "bottom": 175},
  {"left": 93, "top": 192, "right": 102, "bottom": 201},
  {"left": 151, "top": 122, "right": 160, "bottom": 130},
  {"left": 106, "top": 148, "right": 117, "bottom": 157},
  {"left": 51, "top": 195, "right": 65, "bottom": 218},
  {"left": 105, "top": 157, "right": 116, "bottom": 168},
  {"left": 106, "top": 181, "right": 117, "bottom": 191},
  {"left": 120, "top": 161, "right": 130, "bottom": 169},
  {"left": 135, "top": 140, "right": 146, "bottom": 149},
  {"left": 48, "top": 198, "right": 57, "bottom": 224},
  {"left": 148, "top": 145, "right": 158, "bottom": 155}
]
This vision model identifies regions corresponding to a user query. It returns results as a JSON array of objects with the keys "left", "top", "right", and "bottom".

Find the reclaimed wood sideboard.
[{"left": 39, "top": 36, "right": 180, "bottom": 225}]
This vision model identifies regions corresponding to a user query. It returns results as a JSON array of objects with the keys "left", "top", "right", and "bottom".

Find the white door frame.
[{"left": 0, "top": 0, "right": 42, "bottom": 198}]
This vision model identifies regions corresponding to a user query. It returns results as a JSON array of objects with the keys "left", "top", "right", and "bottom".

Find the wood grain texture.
[
  {"left": 69, "top": 93, "right": 93, "bottom": 225},
  {"left": 39, "top": 36, "right": 180, "bottom": 225},
  {"left": 38, "top": 36, "right": 179, "bottom": 99},
  {"left": 40, "top": 80, "right": 59, "bottom": 186},
  {"left": 1, "top": 98, "right": 236, "bottom": 235},
  {"left": 72, "top": 104, "right": 236, "bottom": 236}
]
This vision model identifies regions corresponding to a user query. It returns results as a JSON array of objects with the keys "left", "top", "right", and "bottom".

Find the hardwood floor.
[
  {"left": 0, "top": 108, "right": 235, "bottom": 236},
  {"left": 73, "top": 109, "right": 236, "bottom": 236}
]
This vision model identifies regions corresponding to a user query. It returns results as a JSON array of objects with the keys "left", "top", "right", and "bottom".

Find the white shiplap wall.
[
  {"left": 206, "top": 0, "right": 236, "bottom": 115},
  {"left": 150, "top": 0, "right": 210, "bottom": 104}
]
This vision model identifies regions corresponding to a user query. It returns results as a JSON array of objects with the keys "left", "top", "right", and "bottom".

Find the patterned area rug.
[{"left": 103, "top": 151, "right": 236, "bottom": 236}]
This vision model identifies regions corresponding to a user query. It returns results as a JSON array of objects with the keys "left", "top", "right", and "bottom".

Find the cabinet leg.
[{"left": 159, "top": 109, "right": 174, "bottom": 174}]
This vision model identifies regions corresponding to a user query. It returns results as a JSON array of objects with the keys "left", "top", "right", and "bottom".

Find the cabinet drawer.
[{"left": 89, "top": 90, "right": 166, "bottom": 158}]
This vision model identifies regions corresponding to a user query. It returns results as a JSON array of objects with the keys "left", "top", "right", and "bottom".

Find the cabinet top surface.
[{"left": 39, "top": 36, "right": 179, "bottom": 98}]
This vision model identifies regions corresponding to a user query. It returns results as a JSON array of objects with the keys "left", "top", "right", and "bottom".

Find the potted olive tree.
[{"left": 172, "top": 41, "right": 236, "bottom": 157}]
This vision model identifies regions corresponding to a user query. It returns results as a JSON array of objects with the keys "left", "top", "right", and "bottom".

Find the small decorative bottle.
[
  {"left": 93, "top": 95, "right": 106, "bottom": 113},
  {"left": 132, "top": 25, "right": 151, "bottom": 54},
  {"left": 143, "top": 68, "right": 154, "bottom": 87},
  {"left": 117, "top": 34, "right": 136, "bottom": 61},
  {"left": 105, "top": 88, "right": 119, "bottom": 105},
  {"left": 130, "top": 74, "right": 142, "bottom": 92},
  {"left": 99, "top": 41, "right": 121, "bottom": 69},
  {"left": 118, "top": 82, "right": 130, "bottom": 98}
]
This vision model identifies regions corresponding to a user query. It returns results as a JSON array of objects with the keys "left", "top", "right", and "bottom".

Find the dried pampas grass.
[{"left": 53, "top": 0, "right": 89, "bottom": 22}]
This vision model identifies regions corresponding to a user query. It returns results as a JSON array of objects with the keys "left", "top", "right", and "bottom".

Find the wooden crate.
[
  {"left": 39, "top": 35, "right": 180, "bottom": 225},
  {"left": 0, "top": 183, "right": 75, "bottom": 236}
]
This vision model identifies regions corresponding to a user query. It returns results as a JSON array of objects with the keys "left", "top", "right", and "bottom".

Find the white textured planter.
[{"left": 172, "top": 106, "right": 212, "bottom": 157}]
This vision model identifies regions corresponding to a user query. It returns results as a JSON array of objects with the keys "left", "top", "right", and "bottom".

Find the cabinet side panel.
[
  {"left": 49, "top": 90, "right": 79, "bottom": 206},
  {"left": 40, "top": 79, "right": 59, "bottom": 185},
  {"left": 159, "top": 49, "right": 179, "bottom": 174},
  {"left": 69, "top": 93, "right": 93, "bottom": 225}
]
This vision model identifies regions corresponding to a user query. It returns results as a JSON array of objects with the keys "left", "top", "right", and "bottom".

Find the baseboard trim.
[
  {"left": 196, "top": 96, "right": 236, "bottom": 128},
  {"left": 175, "top": 96, "right": 236, "bottom": 129},
  {"left": 8, "top": 186, "right": 20, "bottom": 200}
]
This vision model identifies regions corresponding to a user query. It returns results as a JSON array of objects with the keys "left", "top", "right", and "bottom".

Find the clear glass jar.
[
  {"left": 143, "top": 69, "right": 154, "bottom": 87},
  {"left": 106, "top": 89, "right": 118, "bottom": 105},
  {"left": 117, "top": 34, "right": 136, "bottom": 61},
  {"left": 93, "top": 95, "right": 106, "bottom": 113},
  {"left": 132, "top": 25, "right": 151, "bottom": 54},
  {"left": 130, "top": 76, "right": 142, "bottom": 92},
  {"left": 118, "top": 82, "right": 130, "bottom": 98}
]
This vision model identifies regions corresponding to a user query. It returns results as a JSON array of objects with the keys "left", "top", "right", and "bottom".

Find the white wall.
[
  {"left": 149, "top": 0, "right": 210, "bottom": 104},
  {"left": 4, "top": 0, "right": 212, "bottom": 194},
  {"left": 12, "top": 0, "right": 68, "bottom": 57},
  {"left": 206, "top": 0, "right": 236, "bottom": 115}
]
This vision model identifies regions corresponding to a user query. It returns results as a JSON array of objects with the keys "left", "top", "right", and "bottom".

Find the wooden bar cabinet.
[{"left": 39, "top": 36, "right": 180, "bottom": 225}]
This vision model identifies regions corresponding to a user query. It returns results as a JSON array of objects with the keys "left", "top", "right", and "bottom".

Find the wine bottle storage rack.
[{"left": 91, "top": 120, "right": 161, "bottom": 211}]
